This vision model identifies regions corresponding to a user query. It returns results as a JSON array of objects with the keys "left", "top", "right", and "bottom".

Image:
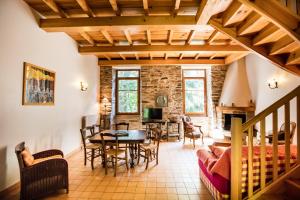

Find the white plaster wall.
[
  {"left": 245, "top": 54, "right": 300, "bottom": 142},
  {"left": 0, "top": 0, "right": 99, "bottom": 191}
]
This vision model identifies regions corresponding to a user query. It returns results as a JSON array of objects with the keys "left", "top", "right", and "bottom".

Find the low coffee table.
[{"left": 212, "top": 138, "right": 231, "bottom": 147}]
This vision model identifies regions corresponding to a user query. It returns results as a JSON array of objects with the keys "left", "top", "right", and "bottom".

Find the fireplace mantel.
[{"left": 216, "top": 106, "right": 255, "bottom": 114}]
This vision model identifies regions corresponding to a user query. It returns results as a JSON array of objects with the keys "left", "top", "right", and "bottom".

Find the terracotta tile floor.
[{"left": 6, "top": 138, "right": 214, "bottom": 200}]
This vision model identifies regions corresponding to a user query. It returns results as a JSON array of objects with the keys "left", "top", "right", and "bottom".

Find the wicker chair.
[
  {"left": 137, "top": 127, "right": 162, "bottom": 169},
  {"left": 182, "top": 115, "right": 204, "bottom": 149},
  {"left": 15, "top": 142, "right": 68, "bottom": 200}
]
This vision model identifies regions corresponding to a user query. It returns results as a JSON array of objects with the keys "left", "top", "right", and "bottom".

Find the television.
[{"left": 143, "top": 108, "right": 163, "bottom": 120}]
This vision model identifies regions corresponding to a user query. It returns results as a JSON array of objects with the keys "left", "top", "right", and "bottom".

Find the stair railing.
[{"left": 231, "top": 85, "right": 300, "bottom": 200}]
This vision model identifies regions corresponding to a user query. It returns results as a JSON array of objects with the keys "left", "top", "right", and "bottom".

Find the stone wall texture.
[
  {"left": 211, "top": 65, "right": 228, "bottom": 106},
  {"left": 100, "top": 66, "right": 112, "bottom": 115}
]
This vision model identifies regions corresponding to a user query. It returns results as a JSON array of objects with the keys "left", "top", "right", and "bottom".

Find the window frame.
[
  {"left": 116, "top": 69, "right": 140, "bottom": 115},
  {"left": 182, "top": 69, "right": 207, "bottom": 116}
]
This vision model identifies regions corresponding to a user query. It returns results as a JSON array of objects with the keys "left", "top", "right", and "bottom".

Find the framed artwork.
[
  {"left": 22, "top": 62, "right": 55, "bottom": 105},
  {"left": 156, "top": 95, "right": 168, "bottom": 107}
]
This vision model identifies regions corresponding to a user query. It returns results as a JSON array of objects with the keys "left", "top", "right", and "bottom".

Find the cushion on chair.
[
  {"left": 33, "top": 155, "right": 63, "bottom": 165},
  {"left": 21, "top": 147, "right": 35, "bottom": 166},
  {"left": 106, "top": 149, "right": 126, "bottom": 156},
  {"left": 85, "top": 143, "right": 101, "bottom": 149},
  {"left": 140, "top": 143, "right": 157, "bottom": 150}
]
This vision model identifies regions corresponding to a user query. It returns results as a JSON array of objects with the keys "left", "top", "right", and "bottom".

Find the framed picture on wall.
[
  {"left": 156, "top": 95, "right": 168, "bottom": 107},
  {"left": 22, "top": 62, "right": 55, "bottom": 105}
]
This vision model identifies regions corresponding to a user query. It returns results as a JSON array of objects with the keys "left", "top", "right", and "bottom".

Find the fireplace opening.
[{"left": 223, "top": 113, "right": 246, "bottom": 131}]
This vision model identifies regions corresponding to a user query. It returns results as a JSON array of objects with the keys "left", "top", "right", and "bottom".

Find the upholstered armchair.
[
  {"left": 182, "top": 115, "right": 204, "bottom": 148},
  {"left": 15, "top": 142, "right": 68, "bottom": 200}
]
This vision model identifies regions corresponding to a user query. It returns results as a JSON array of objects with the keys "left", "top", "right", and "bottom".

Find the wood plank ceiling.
[{"left": 23, "top": 0, "right": 300, "bottom": 75}]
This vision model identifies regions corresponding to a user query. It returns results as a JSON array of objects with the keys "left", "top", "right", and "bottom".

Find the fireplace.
[{"left": 223, "top": 113, "right": 246, "bottom": 131}]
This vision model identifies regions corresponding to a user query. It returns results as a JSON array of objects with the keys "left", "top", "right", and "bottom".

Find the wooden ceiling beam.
[
  {"left": 79, "top": 45, "right": 247, "bottom": 55},
  {"left": 164, "top": 53, "right": 168, "bottom": 60},
  {"left": 109, "top": 0, "right": 120, "bottom": 16},
  {"left": 186, "top": 30, "right": 196, "bottom": 44},
  {"left": 100, "top": 30, "right": 114, "bottom": 45},
  {"left": 270, "top": 36, "right": 299, "bottom": 55},
  {"left": 168, "top": 30, "right": 173, "bottom": 45},
  {"left": 238, "top": 0, "right": 300, "bottom": 44},
  {"left": 174, "top": 0, "right": 181, "bottom": 16},
  {"left": 42, "top": 0, "right": 68, "bottom": 18},
  {"left": 207, "top": 30, "right": 219, "bottom": 43},
  {"left": 103, "top": 55, "right": 111, "bottom": 60},
  {"left": 98, "top": 58, "right": 225, "bottom": 66},
  {"left": 209, "top": 18, "right": 300, "bottom": 75},
  {"left": 75, "top": 0, "right": 96, "bottom": 17},
  {"left": 135, "top": 53, "right": 139, "bottom": 60},
  {"left": 287, "top": 49, "right": 300, "bottom": 65},
  {"left": 119, "top": 54, "right": 126, "bottom": 60},
  {"left": 80, "top": 32, "right": 95, "bottom": 46},
  {"left": 142, "top": 0, "right": 149, "bottom": 15},
  {"left": 253, "top": 24, "right": 283, "bottom": 46},
  {"left": 146, "top": 30, "right": 151, "bottom": 45},
  {"left": 123, "top": 30, "right": 132, "bottom": 45},
  {"left": 237, "top": 13, "right": 268, "bottom": 36},
  {"left": 40, "top": 16, "right": 214, "bottom": 32},
  {"left": 194, "top": 53, "right": 201, "bottom": 59},
  {"left": 179, "top": 53, "right": 184, "bottom": 59},
  {"left": 195, "top": 0, "right": 233, "bottom": 24},
  {"left": 222, "top": 1, "right": 250, "bottom": 27},
  {"left": 225, "top": 52, "right": 249, "bottom": 64}
]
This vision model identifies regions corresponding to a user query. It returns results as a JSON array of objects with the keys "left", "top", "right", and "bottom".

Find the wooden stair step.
[
  {"left": 285, "top": 178, "right": 300, "bottom": 198},
  {"left": 258, "top": 194, "right": 287, "bottom": 200}
]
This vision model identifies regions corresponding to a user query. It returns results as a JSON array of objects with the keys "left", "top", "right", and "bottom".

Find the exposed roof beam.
[
  {"left": 146, "top": 30, "right": 151, "bottom": 45},
  {"left": 119, "top": 54, "right": 126, "bottom": 60},
  {"left": 225, "top": 52, "right": 249, "bottom": 64},
  {"left": 100, "top": 30, "right": 114, "bottom": 45},
  {"left": 209, "top": 18, "right": 300, "bottom": 75},
  {"left": 168, "top": 30, "right": 173, "bottom": 45},
  {"left": 174, "top": 0, "right": 181, "bottom": 16},
  {"left": 80, "top": 32, "right": 95, "bottom": 46},
  {"left": 207, "top": 30, "right": 219, "bottom": 43},
  {"left": 164, "top": 53, "right": 168, "bottom": 60},
  {"left": 135, "top": 53, "right": 139, "bottom": 60},
  {"left": 287, "top": 50, "right": 300, "bottom": 65},
  {"left": 75, "top": 0, "right": 96, "bottom": 17},
  {"left": 42, "top": 0, "right": 68, "bottom": 18},
  {"left": 142, "top": 0, "right": 149, "bottom": 15},
  {"left": 79, "top": 45, "right": 247, "bottom": 55},
  {"left": 40, "top": 16, "right": 214, "bottom": 32},
  {"left": 103, "top": 55, "right": 111, "bottom": 60},
  {"left": 109, "top": 0, "right": 120, "bottom": 16},
  {"left": 253, "top": 24, "right": 283, "bottom": 46},
  {"left": 237, "top": 13, "right": 268, "bottom": 36},
  {"left": 222, "top": 1, "right": 251, "bottom": 26},
  {"left": 238, "top": 0, "right": 300, "bottom": 44},
  {"left": 149, "top": 53, "right": 153, "bottom": 60},
  {"left": 194, "top": 53, "right": 201, "bottom": 59},
  {"left": 179, "top": 53, "right": 184, "bottom": 59},
  {"left": 98, "top": 58, "right": 225, "bottom": 66},
  {"left": 270, "top": 36, "right": 299, "bottom": 55},
  {"left": 195, "top": 0, "right": 232, "bottom": 24},
  {"left": 123, "top": 30, "right": 132, "bottom": 45},
  {"left": 186, "top": 30, "right": 196, "bottom": 44}
]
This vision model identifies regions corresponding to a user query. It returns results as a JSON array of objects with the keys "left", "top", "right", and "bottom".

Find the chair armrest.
[
  {"left": 22, "top": 158, "right": 68, "bottom": 182},
  {"left": 33, "top": 149, "right": 64, "bottom": 159}
]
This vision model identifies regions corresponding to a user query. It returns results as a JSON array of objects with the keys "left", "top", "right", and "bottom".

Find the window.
[
  {"left": 116, "top": 70, "right": 140, "bottom": 114},
  {"left": 183, "top": 69, "right": 207, "bottom": 115}
]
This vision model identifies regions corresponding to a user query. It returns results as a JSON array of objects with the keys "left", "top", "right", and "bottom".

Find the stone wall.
[
  {"left": 211, "top": 65, "right": 228, "bottom": 106},
  {"left": 100, "top": 66, "right": 112, "bottom": 115},
  {"left": 141, "top": 66, "right": 183, "bottom": 119}
]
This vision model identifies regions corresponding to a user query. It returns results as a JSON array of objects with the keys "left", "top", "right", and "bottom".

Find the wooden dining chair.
[
  {"left": 115, "top": 122, "right": 129, "bottom": 130},
  {"left": 266, "top": 122, "right": 297, "bottom": 144},
  {"left": 137, "top": 127, "right": 162, "bottom": 170},
  {"left": 80, "top": 128, "right": 102, "bottom": 170},
  {"left": 182, "top": 115, "right": 204, "bottom": 148},
  {"left": 100, "top": 132, "right": 129, "bottom": 176}
]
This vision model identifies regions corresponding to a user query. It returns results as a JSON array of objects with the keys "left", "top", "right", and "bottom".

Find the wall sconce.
[
  {"left": 80, "top": 82, "right": 88, "bottom": 91},
  {"left": 102, "top": 97, "right": 110, "bottom": 115},
  {"left": 268, "top": 79, "right": 278, "bottom": 89}
]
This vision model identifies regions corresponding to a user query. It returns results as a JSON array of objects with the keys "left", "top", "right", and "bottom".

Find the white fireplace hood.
[{"left": 219, "top": 57, "right": 252, "bottom": 107}]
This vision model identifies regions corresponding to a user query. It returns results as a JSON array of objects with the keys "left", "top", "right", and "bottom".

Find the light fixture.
[
  {"left": 268, "top": 79, "right": 278, "bottom": 89},
  {"left": 80, "top": 82, "right": 88, "bottom": 91}
]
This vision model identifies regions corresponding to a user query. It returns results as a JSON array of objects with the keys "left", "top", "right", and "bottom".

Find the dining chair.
[
  {"left": 100, "top": 132, "right": 129, "bottom": 176},
  {"left": 80, "top": 128, "right": 102, "bottom": 170},
  {"left": 115, "top": 122, "right": 129, "bottom": 130},
  {"left": 266, "top": 122, "right": 297, "bottom": 144},
  {"left": 137, "top": 127, "right": 161, "bottom": 170}
]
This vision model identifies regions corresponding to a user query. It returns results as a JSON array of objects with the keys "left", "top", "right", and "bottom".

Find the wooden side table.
[{"left": 166, "top": 121, "right": 180, "bottom": 141}]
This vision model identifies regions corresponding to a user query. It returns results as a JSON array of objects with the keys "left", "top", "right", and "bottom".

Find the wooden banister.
[{"left": 231, "top": 85, "right": 300, "bottom": 200}]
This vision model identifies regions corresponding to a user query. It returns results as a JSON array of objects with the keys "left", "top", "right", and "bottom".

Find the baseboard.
[{"left": 0, "top": 146, "right": 81, "bottom": 198}]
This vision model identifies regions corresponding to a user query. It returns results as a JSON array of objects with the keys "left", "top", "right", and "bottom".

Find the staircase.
[{"left": 230, "top": 85, "right": 300, "bottom": 200}]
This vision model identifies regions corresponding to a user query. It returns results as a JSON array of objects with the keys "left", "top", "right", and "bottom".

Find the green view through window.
[
  {"left": 116, "top": 70, "right": 140, "bottom": 114},
  {"left": 183, "top": 69, "right": 206, "bottom": 115}
]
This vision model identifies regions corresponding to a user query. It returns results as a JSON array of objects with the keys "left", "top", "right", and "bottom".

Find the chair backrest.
[
  {"left": 182, "top": 115, "right": 192, "bottom": 132},
  {"left": 115, "top": 122, "right": 129, "bottom": 130},
  {"left": 15, "top": 142, "right": 26, "bottom": 170},
  {"left": 100, "top": 133, "right": 124, "bottom": 155},
  {"left": 279, "top": 122, "right": 297, "bottom": 141},
  {"left": 150, "top": 128, "right": 162, "bottom": 149},
  {"left": 80, "top": 127, "right": 94, "bottom": 148}
]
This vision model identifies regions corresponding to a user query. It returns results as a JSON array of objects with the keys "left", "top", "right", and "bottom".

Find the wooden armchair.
[
  {"left": 15, "top": 142, "right": 68, "bottom": 200},
  {"left": 182, "top": 115, "right": 204, "bottom": 148},
  {"left": 137, "top": 127, "right": 162, "bottom": 169},
  {"left": 266, "top": 122, "right": 296, "bottom": 144}
]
